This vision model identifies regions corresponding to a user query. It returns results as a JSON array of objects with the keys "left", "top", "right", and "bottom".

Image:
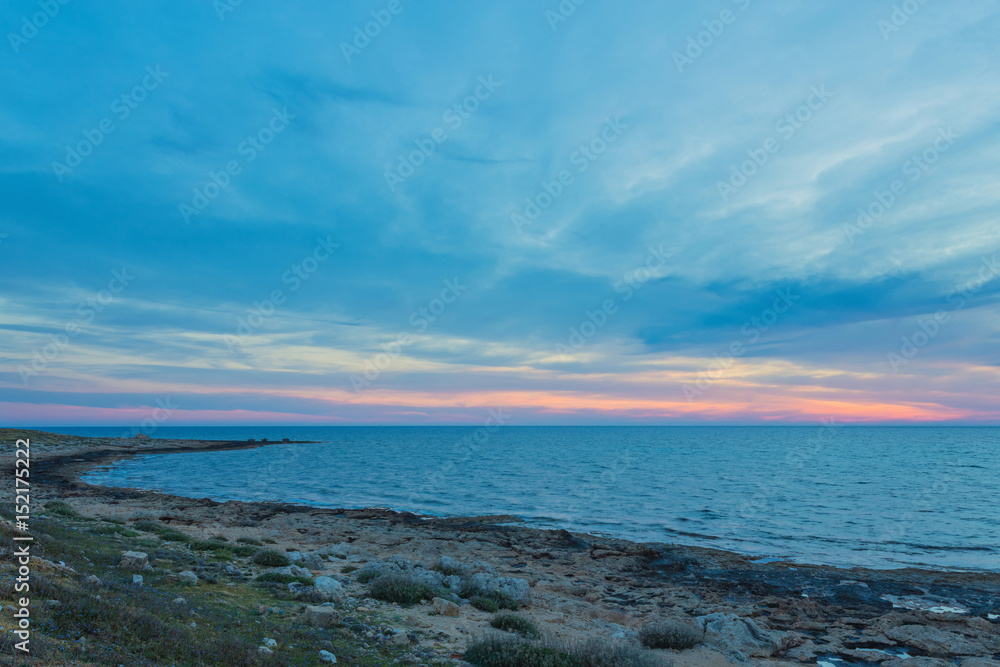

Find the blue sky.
[{"left": 2, "top": 0, "right": 999, "bottom": 425}]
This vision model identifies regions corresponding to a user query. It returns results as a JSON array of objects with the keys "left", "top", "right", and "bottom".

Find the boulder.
[
  {"left": 437, "top": 556, "right": 468, "bottom": 575},
  {"left": 319, "top": 649, "right": 337, "bottom": 663},
  {"left": 432, "top": 597, "right": 460, "bottom": 617},
  {"left": 314, "top": 576, "right": 345, "bottom": 601},
  {"left": 696, "top": 612, "right": 786, "bottom": 662},
  {"left": 411, "top": 569, "right": 445, "bottom": 588},
  {"left": 177, "top": 570, "right": 199, "bottom": 585},
  {"left": 884, "top": 624, "right": 983, "bottom": 656},
  {"left": 84, "top": 575, "right": 101, "bottom": 587},
  {"left": 299, "top": 553, "right": 325, "bottom": 570},
  {"left": 468, "top": 572, "right": 531, "bottom": 605},
  {"left": 119, "top": 551, "right": 149, "bottom": 571},
  {"left": 304, "top": 605, "right": 340, "bottom": 628},
  {"left": 355, "top": 560, "right": 402, "bottom": 581}
]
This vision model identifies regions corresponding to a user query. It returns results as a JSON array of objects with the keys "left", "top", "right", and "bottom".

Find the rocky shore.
[{"left": 2, "top": 429, "right": 999, "bottom": 666}]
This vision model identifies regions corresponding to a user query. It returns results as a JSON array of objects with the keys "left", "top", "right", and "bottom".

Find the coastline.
[{"left": 4, "top": 430, "right": 999, "bottom": 665}]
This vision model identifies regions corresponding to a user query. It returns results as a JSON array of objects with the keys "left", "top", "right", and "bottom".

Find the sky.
[{"left": 1, "top": 0, "right": 999, "bottom": 426}]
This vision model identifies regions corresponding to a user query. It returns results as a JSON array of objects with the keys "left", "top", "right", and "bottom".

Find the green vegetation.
[
  {"left": 236, "top": 536, "right": 263, "bottom": 545},
  {"left": 251, "top": 549, "right": 290, "bottom": 567},
  {"left": 460, "top": 582, "right": 520, "bottom": 610},
  {"left": 191, "top": 539, "right": 232, "bottom": 553},
  {"left": 472, "top": 596, "right": 499, "bottom": 613},
  {"left": 464, "top": 635, "right": 674, "bottom": 667},
  {"left": 341, "top": 565, "right": 359, "bottom": 574},
  {"left": 255, "top": 572, "right": 313, "bottom": 585},
  {"left": 366, "top": 573, "right": 438, "bottom": 605},
  {"left": 638, "top": 620, "right": 702, "bottom": 650},
  {"left": 490, "top": 613, "right": 541, "bottom": 639},
  {"left": 44, "top": 500, "right": 81, "bottom": 518}
]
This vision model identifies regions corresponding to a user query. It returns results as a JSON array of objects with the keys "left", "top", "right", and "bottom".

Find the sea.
[{"left": 54, "top": 425, "right": 999, "bottom": 572}]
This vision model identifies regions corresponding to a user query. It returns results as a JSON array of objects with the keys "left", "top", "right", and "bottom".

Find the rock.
[
  {"left": 189, "top": 621, "right": 197, "bottom": 629},
  {"left": 412, "top": 569, "right": 445, "bottom": 588},
  {"left": 387, "top": 555, "right": 413, "bottom": 569},
  {"left": 314, "top": 576, "right": 345, "bottom": 601},
  {"left": 257, "top": 646, "right": 273, "bottom": 656},
  {"left": 177, "top": 570, "right": 199, "bottom": 585},
  {"left": 696, "top": 612, "right": 786, "bottom": 662},
  {"left": 45, "top": 599, "right": 61, "bottom": 608},
  {"left": 171, "top": 597, "right": 186, "bottom": 605},
  {"left": 437, "top": 556, "right": 468, "bottom": 575},
  {"left": 84, "top": 575, "right": 101, "bottom": 586},
  {"left": 468, "top": 572, "right": 531, "bottom": 605},
  {"left": 286, "top": 551, "right": 302, "bottom": 562},
  {"left": 443, "top": 575, "right": 462, "bottom": 590},
  {"left": 884, "top": 624, "right": 983, "bottom": 656},
  {"left": 262, "top": 638, "right": 277, "bottom": 648},
  {"left": 300, "top": 553, "right": 325, "bottom": 570},
  {"left": 391, "top": 632, "right": 411, "bottom": 646},
  {"left": 961, "top": 659, "right": 1000, "bottom": 667},
  {"left": 783, "top": 640, "right": 817, "bottom": 662},
  {"left": 881, "top": 659, "right": 952, "bottom": 667},
  {"left": 319, "top": 649, "right": 337, "bottom": 663},
  {"left": 132, "top": 574, "right": 143, "bottom": 585},
  {"left": 289, "top": 565, "right": 311, "bottom": 578},
  {"left": 355, "top": 560, "right": 402, "bottom": 581},
  {"left": 304, "top": 605, "right": 340, "bottom": 628},
  {"left": 432, "top": 597, "right": 461, "bottom": 617},
  {"left": 119, "top": 551, "right": 149, "bottom": 571}
]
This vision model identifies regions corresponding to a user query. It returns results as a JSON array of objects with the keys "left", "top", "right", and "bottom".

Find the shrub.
[
  {"left": 638, "top": 620, "right": 702, "bottom": 650},
  {"left": 461, "top": 582, "right": 520, "bottom": 610},
  {"left": 570, "top": 637, "right": 675, "bottom": 667},
  {"left": 255, "top": 572, "right": 313, "bottom": 585},
  {"left": 472, "top": 596, "right": 499, "bottom": 613},
  {"left": 251, "top": 549, "right": 290, "bottom": 567},
  {"left": 367, "top": 573, "right": 438, "bottom": 605},
  {"left": 435, "top": 562, "right": 466, "bottom": 577},
  {"left": 341, "top": 565, "right": 359, "bottom": 574},
  {"left": 210, "top": 534, "right": 228, "bottom": 541},
  {"left": 133, "top": 520, "right": 163, "bottom": 533},
  {"left": 230, "top": 545, "right": 258, "bottom": 557},
  {"left": 490, "top": 613, "right": 541, "bottom": 639},
  {"left": 355, "top": 569, "right": 382, "bottom": 584},
  {"left": 464, "top": 635, "right": 581, "bottom": 667},
  {"left": 263, "top": 538, "right": 277, "bottom": 544},
  {"left": 191, "top": 540, "right": 230, "bottom": 552},
  {"left": 45, "top": 501, "right": 80, "bottom": 518},
  {"left": 236, "top": 537, "right": 262, "bottom": 545},
  {"left": 157, "top": 529, "right": 191, "bottom": 543}
]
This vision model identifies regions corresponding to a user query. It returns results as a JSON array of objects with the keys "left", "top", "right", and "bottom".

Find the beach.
[{"left": 3, "top": 429, "right": 999, "bottom": 666}]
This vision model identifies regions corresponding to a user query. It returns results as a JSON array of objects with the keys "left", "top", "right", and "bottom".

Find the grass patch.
[
  {"left": 638, "top": 620, "right": 702, "bottom": 650},
  {"left": 472, "top": 596, "right": 499, "bottom": 613},
  {"left": 132, "top": 520, "right": 163, "bottom": 533},
  {"left": 490, "top": 612, "right": 541, "bottom": 639},
  {"left": 251, "top": 549, "right": 290, "bottom": 567},
  {"left": 263, "top": 538, "right": 277, "bottom": 544},
  {"left": 236, "top": 536, "right": 263, "bottom": 545},
  {"left": 191, "top": 540, "right": 231, "bottom": 553},
  {"left": 45, "top": 500, "right": 81, "bottom": 518},
  {"left": 461, "top": 582, "right": 520, "bottom": 610},
  {"left": 341, "top": 565, "right": 359, "bottom": 574},
  {"left": 210, "top": 534, "right": 228, "bottom": 541},
  {"left": 157, "top": 528, "right": 191, "bottom": 543},
  {"left": 367, "top": 573, "right": 438, "bottom": 605},
  {"left": 230, "top": 545, "right": 259, "bottom": 557},
  {"left": 434, "top": 562, "right": 466, "bottom": 577},
  {"left": 255, "top": 572, "right": 313, "bottom": 585},
  {"left": 465, "top": 635, "right": 580, "bottom": 667}
]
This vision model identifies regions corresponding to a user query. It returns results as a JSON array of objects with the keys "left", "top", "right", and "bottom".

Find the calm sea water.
[{"left": 63, "top": 426, "right": 999, "bottom": 571}]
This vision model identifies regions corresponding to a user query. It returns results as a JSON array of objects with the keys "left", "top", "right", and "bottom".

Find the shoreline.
[{"left": 5, "top": 429, "right": 1000, "bottom": 665}]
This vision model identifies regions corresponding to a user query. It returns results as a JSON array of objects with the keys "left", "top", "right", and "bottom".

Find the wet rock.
[
  {"left": 697, "top": 612, "right": 786, "bottom": 662},
  {"left": 304, "top": 605, "right": 340, "bottom": 628},
  {"left": 884, "top": 624, "right": 983, "bottom": 656},
  {"left": 177, "top": 570, "right": 199, "bottom": 585},
  {"left": 119, "top": 551, "right": 149, "bottom": 571},
  {"left": 432, "top": 597, "right": 460, "bottom": 617}
]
